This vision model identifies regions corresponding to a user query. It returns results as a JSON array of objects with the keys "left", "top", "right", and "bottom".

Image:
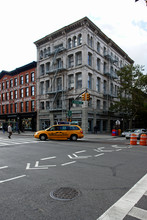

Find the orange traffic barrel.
[
  {"left": 139, "top": 134, "right": 147, "bottom": 146},
  {"left": 130, "top": 133, "right": 137, "bottom": 145}
]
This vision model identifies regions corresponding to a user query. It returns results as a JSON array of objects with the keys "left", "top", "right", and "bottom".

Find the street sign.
[{"left": 72, "top": 100, "right": 83, "bottom": 104}]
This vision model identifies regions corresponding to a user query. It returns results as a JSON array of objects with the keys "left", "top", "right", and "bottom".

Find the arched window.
[
  {"left": 40, "top": 50, "right": 43, "bottom": 59},
  {"left": 68, "top": 38, "right": 72, "bottom": 49},
  {"left": 73, "top": 36, "right": 77, "bottom": 47},
  {"left": 78, "top": 34, "right": 82, "bottom": 45}
]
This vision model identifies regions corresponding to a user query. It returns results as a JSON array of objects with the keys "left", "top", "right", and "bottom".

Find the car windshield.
[{"left": 134, "top": 129, "right": 141, "bottom": 133}]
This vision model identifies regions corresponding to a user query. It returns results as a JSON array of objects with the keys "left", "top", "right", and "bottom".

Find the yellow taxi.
[{"left": 34, "top": 124, "right": 84, "bottom": 141}]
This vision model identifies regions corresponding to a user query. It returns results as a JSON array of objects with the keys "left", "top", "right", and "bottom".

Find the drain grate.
[{"left": 50, "top": 187, "right": 80, "bottom": 201}]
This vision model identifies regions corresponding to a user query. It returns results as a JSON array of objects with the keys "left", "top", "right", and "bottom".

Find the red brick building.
[{"left": 0, "top": 61, "right": 37, "bottom": 131}]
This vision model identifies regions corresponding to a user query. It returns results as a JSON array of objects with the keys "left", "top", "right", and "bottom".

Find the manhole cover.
[{"left": 50, "top": 187, "right": 80, "bottom": 201}]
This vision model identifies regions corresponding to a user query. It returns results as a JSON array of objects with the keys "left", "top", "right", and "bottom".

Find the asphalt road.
[{"left": 0, "top": 134, "right": 146, "bottom": 220}]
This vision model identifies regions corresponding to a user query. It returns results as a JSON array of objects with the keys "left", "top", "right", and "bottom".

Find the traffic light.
[
  {"left": 86, "top": 93, "right": 90, "bottom": 101},
  {"left": 82, "top": 92, "right": 86, "bottom": 101}
]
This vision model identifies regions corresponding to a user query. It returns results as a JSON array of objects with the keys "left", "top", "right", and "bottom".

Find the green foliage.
[{"left": 110, "top": 64, "right": 147, "bottom": 124}]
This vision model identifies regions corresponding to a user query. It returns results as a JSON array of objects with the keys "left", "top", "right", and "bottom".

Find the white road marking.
[
  {"left": 0, "top": 175, "right": 26, "bottom": 184},
  {"left": 26, "top": 163, "right": 48, "bottom": 170},
  {"left": 75, "top": 150, "right": 86, "bottom": 154},
  {"left": 97, "top": 173, "right": 147, "bottom": 220},
  {"left": 94, "top": 153, "right": 104, "bottom": 157},
  {"left": 35, "top": 161, "right": 56, "bottom": 168},
  {"left": 61, "top": 161, "right": 76, "bottom": 166},
  {"left": 41, "top": 156, "right": 56, "bottom": 160},
  {"left": 128, "top": 206, "right": 147, "bottom": 220},
  {"left": 0, "top": 166, "right": 8, "bottom": 169}
]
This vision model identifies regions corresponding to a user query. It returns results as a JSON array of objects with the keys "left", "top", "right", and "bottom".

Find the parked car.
[
  {"left": 126, "top": 129, "right": 147, "bottom": 140},
  {"left": 121, "top": 129, "right": 135, "bottom": 137},
  {"left": 34, "top": 124, "right": 84, "bottom": 141}
]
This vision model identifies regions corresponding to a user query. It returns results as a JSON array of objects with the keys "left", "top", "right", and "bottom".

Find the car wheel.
[
  {"left": 70, "top": 134, "right": 77, "bottom": 141},
  {"left": 40, "top": 134, "right": 47, "bottom": 141}
]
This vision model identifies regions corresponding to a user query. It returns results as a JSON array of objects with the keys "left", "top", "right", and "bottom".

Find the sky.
[{"left": 0, "top": 0, "right": 147, "bottom": 73}]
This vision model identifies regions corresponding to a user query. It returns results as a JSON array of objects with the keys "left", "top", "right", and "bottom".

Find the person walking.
[{"left": 8, "top": 124, "right": 12, "bottom": 139}]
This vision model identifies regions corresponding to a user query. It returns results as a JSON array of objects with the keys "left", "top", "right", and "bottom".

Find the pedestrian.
[{"left": 8, "top": 124, "right": 12, "bottom": 139}]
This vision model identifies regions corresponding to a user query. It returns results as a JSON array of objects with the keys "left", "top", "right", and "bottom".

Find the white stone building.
[{"left": 34, "top": 17, "right": 133, "bottom": 133}]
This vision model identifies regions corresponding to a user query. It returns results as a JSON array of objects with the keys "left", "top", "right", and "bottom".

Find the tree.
[{"left": 110, "top": 64, "right": 147, "bottom": 129}]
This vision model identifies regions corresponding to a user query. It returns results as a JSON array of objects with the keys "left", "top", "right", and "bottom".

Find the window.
[
  {"left": 31, "top": 72, "right": 34, "bottom": 82},
  {"left": 40, "top": 64, "right": 45, "bottom": 76},
  {"left": 97, "top": 42, "right": 100, "bottom": 53},
  {"left": 14, "top": 78, "right": 17, "bottom": 86},
  {"left": 20, "top": 76, "right": 23, "bottom": 85},
  {"left": 46, "top": 62, "right": 50, "bottom": 74},
  {"left": 87, "top": 34, "right": 92, "bottom": 47},
  {"left": 14, "top": 103, "right": 17, "bottom": 113},
  {"left": 25, "top": 74, "right": 29, "bottom": 83},
  {"left": 40, "top": 50, "right": 43, "bottom": 59},
  {"left": 46, "top": 80, "right": 50, "bottom": 93},
  {"left": 68, "top": 38, "right": 72, "bottom": 49},
  {"left": 20, "top": 88, "right": 24, "bottom": 98},
  {"left": 78, "top": 34, "right": 82, "bottom": 45},
  {"left": 10, "top": 79, "right": 13, "bottom": 87},
  {"left": 40, "top": 82, "right": 44, "bottom": 95},
  {"left": 56, "top": 98, "right": 62, "bottom": 108},
  {"left": 68, "top": 74, "right": 74, "bottom": 89},
  {"left": 57, "top": 78, "right": 62, "bottom": 91},
  {"left": 10, "top": 91, "right": 13, "bottom": 100},
  {"left": 6, "top": 104, "right": 9, "bottom": 113},
  {"left": 73, "top": 36, "right": 77, "bottom": 47},
  {"left": 46, "top": 101, "right": 50, "bottom": 110},
  {"left": 76, "top": 52, "right": 82, "bottom": 66},
  {"left": 76, "top": 73, "right": 82, "bottom": 89},
  {"left": 103, "top": 101, "right": 107, "bottom": 111},
  {"left": 20, "top": 102, "right": 23, "bottom": 112},
  {"left": 88, "top": 73, "right": 92, "bottom": 89},
  {"left": 111, "top": 83, "right": 113, "bottom": 95},
  {"left": 88, "top": 52, "right": 92, "bottom": 66},
  {"left": 103, "top": 62, "right": 107, "bottom": 74},
  {"left": 14, "top": 90, "right": 18, "bottom": 99},
  {"left": 96, "top": 77, "right": 101, "bottom": 92},
  {"left": 68, "top": 55, "right": 74, "bottom": 68},
  {"left": 2, "top": 105, "right": 5, "bottom": 114},
  {"left": 40, "top": 102, "right": 44, "bottom": 110},
  {"left": 26, "top": 101, "right": 29, "bottom": 112},
  {"left": 56, "top": 58, "right": 62, "bottom": 69},
  {"left": 26, "top": 87, "right": 29, "bottom": 97},
  {"left": 31, "top": 100, "right": 35, "bottom": 111},
  {"left": 31, "top": 86, "right": 35, "bottom": 96},
  {"left": 10, "top": 104, "right": 13, "bottom": 113},
  {"left": 103, "top": 80, "right": 107, "bottom": 94},
  {"left": 6, "top": 92, "right": 9, "bottom": 100},
  {"left": 6, "top": 81, "right": 9, "bottom": 88},
  {"left": 97, "top": 100, "right": 100, "bottom": 110},
  {"left": 2, "top": 93, "right": 5, "bottom": 101},
  {"left": 2, "top": 82, "right": 5, "bottom": 90},
  {"left": 97, "top": 58, "right": 101, "bottom": 71}
]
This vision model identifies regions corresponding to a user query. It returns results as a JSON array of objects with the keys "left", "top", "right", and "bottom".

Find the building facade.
[
  {"left": 0, "top": 61, "right": 37, "bottom": 132},
  {"left": 34, "top": 17, "right": 133, "bottom": 133}
]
